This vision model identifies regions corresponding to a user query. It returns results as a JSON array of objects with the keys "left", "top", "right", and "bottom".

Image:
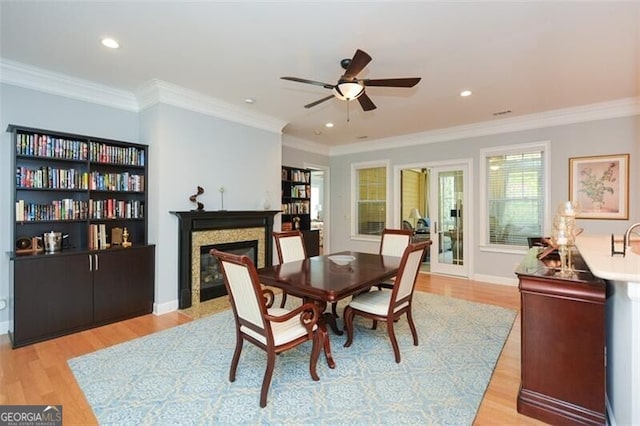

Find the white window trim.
[
  {"left": 351, "top": 160, "right": 390, "bottom": 241},
  {"left": 479, "top": 141, "right": 551, "bottom": 253}
]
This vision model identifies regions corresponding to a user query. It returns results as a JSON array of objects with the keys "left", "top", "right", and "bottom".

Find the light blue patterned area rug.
[{"left": 68, "top": 292, "right": 516, "bottom": 425}]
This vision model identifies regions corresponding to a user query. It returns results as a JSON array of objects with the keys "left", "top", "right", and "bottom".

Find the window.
[
  {"left": 481, "top": 142, "right": 549, "bottom": 248},
  {"left": 352, "top": 162, "right": 388, "bottom": 237}
]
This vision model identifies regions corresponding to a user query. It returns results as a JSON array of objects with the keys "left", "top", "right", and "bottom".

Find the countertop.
[{"left": 575, "top": 234, "right": 640, "bottom": 282}]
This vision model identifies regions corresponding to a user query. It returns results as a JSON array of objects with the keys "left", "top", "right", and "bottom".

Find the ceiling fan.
[{"left": 281, "top": 49, "right": 421, "bottom": 112}]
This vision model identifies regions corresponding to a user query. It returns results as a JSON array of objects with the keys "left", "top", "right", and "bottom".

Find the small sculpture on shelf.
[
  {"left": 219, "top": 186, "right": 226, "bottom": 211},
  {"left": 293, "top": 216, "right": 301, "bottom": 230},
  {"left": 122, "top": 227, "right": 132, "bottom": 248},
  {"left": 189, "top": 186, "right": 205, "bottom": 211}
]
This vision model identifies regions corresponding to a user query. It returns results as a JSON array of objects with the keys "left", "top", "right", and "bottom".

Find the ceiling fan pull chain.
[{"left": 347, "top": 101, "right": 351, "bottom": 122}]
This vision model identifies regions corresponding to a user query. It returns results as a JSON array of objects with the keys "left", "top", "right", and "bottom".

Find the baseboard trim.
[
  {"left": 154, "top": 299, "right": 179, "bottom": 315},
  {"left": 472, "top": 273, "right": 519, "bottom": 287},
  {"left": 0, "top": 320, "right": 9, "bottom": 336}
]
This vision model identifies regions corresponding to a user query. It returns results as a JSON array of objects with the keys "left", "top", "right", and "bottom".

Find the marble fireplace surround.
[{"left": 171, "top": 210, "right": 279, "bottom": 309}]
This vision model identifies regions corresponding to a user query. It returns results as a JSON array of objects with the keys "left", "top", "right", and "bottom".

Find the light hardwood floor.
[{"left": 0, "top": 273, "right": 548, "bottom": 425}]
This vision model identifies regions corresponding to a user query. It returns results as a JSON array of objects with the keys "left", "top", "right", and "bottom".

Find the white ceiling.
[{"left": 1, "top": 1, "right": 638, "bottom": 148}]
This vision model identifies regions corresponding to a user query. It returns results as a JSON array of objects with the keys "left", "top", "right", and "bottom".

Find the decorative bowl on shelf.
[{"left": 328, "top": 255, "right": 356, "bottom": 266}]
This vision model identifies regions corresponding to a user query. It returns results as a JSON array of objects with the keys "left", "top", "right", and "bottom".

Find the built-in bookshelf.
[
  {"left": 281, "top": 166, "right": 311, "bottom": 231},
  {"left": 11, "top": 125, "right": 148, "bottom": 250},
  {"left": 280, "top": 166, "right": 319, "bottom": 256},
  {"left": 7, "top": 124, "right": 154, "bottom": 348}
]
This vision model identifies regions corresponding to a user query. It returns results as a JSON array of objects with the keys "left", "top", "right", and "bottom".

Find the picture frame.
[{"left": 569, "top": 153, "right": 629, "bottom": 220}]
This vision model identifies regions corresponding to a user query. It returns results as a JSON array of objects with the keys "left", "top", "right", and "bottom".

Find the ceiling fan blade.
[
  {"left": 362, "top": 77, "right": 421, "bottom": 88},
  {"left": 281, "top": 76, "right": 334, "bottom": 89},
  {"left": 357, "top": 92, "right": 377, "bottom": 111},
  {"left": 343, "top": 49, "right": 372, "bottom": 79},
  {"left": 304, "top": 95, "right": 335, "bottom": 109}
]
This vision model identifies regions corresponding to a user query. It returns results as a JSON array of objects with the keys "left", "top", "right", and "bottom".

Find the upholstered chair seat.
[
  {"left": 241, "top": 307, "right": 318, "bottom": 346},
  {"left": 347, "top": 291, "right": 409, "bottom": 316}
]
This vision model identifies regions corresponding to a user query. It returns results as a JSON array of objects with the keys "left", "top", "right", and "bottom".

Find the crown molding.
[
  {"left": 329, "top": 97, "right": 640, "bottom": 156},
  {"left": 0, "top": 59, "right": 138, "bottom": 111},
  {"left": 0, "top": 59, "right": 286, "bottom": 134},
  {"left": 282, "top": 134, "right": 331, "bottom": 156},
  {"left": 134, "top": 79, "right": 287, "bottom": 135}
]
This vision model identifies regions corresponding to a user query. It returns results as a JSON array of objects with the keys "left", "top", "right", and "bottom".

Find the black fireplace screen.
[{"left": 200, "top": 240, "right": 258, "bottom": 302}]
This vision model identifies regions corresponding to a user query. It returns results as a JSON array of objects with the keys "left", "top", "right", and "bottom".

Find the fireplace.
[
  {"left": 199, "top": 239, "right": 258, "bottom": 302},
  {"left": 171, "top": 210, "right": 279, "bottom": 309}
]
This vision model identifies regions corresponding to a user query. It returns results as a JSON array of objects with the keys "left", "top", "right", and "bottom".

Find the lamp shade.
[
  {"left": 409, "top": 208, "right": 422, "bottom": 219},
  {"left": 332, "top": 81, "right": 365, "bottom": 101}
]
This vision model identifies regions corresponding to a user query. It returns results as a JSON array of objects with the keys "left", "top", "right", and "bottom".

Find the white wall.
[
  {"left": 328, "top": 115, "right": 639, "bottom": 285},
  {"left": 0, "top": 83, "right": 139, "bottom": 329},
  {"left": 0, "top": 83, "right": 282, "bottom": 330},
  {"left": 140, "top": 103, "right": 281, "bottom": 313}
]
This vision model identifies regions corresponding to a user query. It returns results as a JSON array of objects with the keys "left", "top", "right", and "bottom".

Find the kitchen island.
[{"left": 575, "top": 234, "right": 640, "bottom": 426}]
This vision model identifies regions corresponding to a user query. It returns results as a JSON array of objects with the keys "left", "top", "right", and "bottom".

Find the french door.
[{"left": 429, "top": 163, "right": 469, "bottom": 277}]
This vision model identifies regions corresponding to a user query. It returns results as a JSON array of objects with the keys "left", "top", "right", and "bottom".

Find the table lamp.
[{"left": 409, "top": 208, "right": 422, "bottom": 228}]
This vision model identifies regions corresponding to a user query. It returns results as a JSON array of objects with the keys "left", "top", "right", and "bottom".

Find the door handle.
[
  {"left": 89, "top": 254, "right": 93, "bottom": 271},
  {"left": 94, "top": 254, "right": 99, "bottom": 271},
  {"left": 433, "top": 221, "right": 438, "bottom": 233}
]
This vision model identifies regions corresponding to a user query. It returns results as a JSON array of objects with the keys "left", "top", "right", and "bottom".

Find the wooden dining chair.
[
  {"left": 377, "top": 228, "right": 413, "bottom": 289},
  {"left": 273, "top": 230, "right": 308, "bottom": 308},
  {"left": 211, "top": 249, "right": 323, "bottom": 408},
  {"left": 343, "top": 240, "right": 431, "bottom": 363}
]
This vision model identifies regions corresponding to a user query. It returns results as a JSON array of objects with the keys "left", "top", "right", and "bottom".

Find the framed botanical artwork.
[{"left": 569, "top": 153, "right": 629, "bottom": 219}]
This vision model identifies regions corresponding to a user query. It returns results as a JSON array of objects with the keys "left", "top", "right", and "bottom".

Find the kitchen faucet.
[{"left": 624, "top": 222, "right": 640, "bottom": 248}]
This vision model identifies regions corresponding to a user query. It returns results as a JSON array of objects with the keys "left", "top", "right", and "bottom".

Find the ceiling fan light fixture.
[{"left": 333, "top": 81, "right": 364, "bottom": 101}]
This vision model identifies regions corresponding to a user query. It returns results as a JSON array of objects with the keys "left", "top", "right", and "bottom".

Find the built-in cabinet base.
[{"left": 10, "top": 245, "right": 155, "bottom": 348}]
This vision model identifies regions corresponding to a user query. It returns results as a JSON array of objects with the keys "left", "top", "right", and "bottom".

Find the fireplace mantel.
[{"left": 171, "top": 210, "right": 280, "bottom": 308}]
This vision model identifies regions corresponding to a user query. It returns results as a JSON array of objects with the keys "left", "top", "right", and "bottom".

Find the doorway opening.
[
  {"left": 307, "top": 165, "right": 329, "bottom": 255},
  {"left": 396, "top": 160, "right": 471, "bottom": 278}
]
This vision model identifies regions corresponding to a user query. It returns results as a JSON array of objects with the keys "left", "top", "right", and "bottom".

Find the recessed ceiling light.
[
  {"left": 101, "top": 38, "right": 120, "bottom": 49},
  {"left": 325, "top": 122, "right": 334, "bottom": 128},
  {"left": 460, "top": 90, "right": 472, "bottom": 97},
  {"left": 244, "top": 98, "right": 255, "bottom": 104}
]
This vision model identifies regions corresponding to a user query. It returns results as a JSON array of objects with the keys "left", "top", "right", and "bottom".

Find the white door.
[{"left": 429, "top": 163, "right": 469, "bottom": 277}]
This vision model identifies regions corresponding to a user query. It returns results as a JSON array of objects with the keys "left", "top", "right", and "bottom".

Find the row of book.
[
  {"left": 281, "top": 201, "right": 310, "bottom": 215},
  {"left": 15, "top": 199, "right": 144, "bottom": 222},
  {"left": 89, "top": 199, "right": 144, "bottom": 220},
  {"left": 15, "top": 199, "right": 88, "bottom": 222},
  {"left": 88, "top": 223, "right": 108, "bottom": 250},
  {"left": 89, "top": 142, "right": 145, "bottom": 166},
  {"left": 285, "top": 184, "right": 310, "bottom": 199},
  {"left": 281, "top": 168, "right": 310, "bottom": 183},
  {"left": 16, "top": 166, "right": 88, "bottom": 190},
  {"left": 15, "top": 132, "right": 145, "bottom": 166},
  {"left": 16, "top": 166, "right": 145, "bottom": 192},
  {"left": 16, "top": 132, "right": 87, "bottom": 160},
  {"left": 89, "top": 172, "right": 144, "bottom": 192}
]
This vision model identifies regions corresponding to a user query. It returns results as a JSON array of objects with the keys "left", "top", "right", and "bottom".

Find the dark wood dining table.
[{"left": 257, "top": 251, "right": 402, "bottom": 368}]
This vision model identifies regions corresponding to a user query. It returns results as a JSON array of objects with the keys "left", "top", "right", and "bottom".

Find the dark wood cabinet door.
[
  {"left": 14, "top": 254, "right": 93, "bottom": 346},
  {"left": 93, "top": 245, "right": 155, "bottom": 323}
]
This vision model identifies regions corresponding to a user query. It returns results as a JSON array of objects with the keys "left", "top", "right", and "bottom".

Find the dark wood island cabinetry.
[{"left": 515, "top": 249, "right": 606, "bottom": 425}]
